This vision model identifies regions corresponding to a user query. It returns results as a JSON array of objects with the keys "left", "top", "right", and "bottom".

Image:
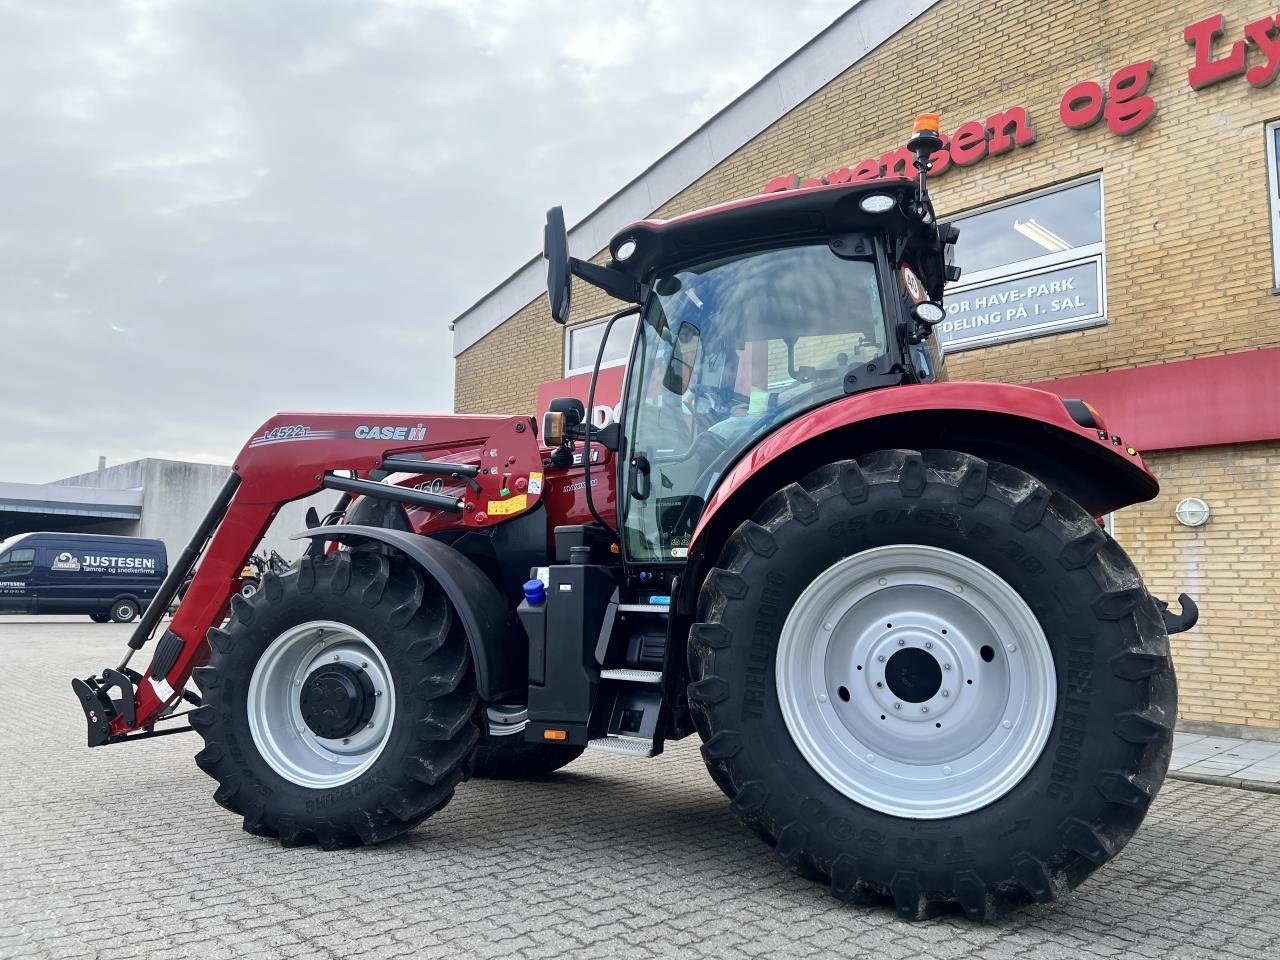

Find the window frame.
[
  {"left": 1267, "top": 120, "right": 1280, "bottom": 289},
  {"left": 563, "top": 313, "right": 639, "bottom": 377},
  {"left": 0, "top": 547, "right": 36, "bottom": 577},
  {"left": 941, "top": 174, "right": 1107, "bottom": 353}
]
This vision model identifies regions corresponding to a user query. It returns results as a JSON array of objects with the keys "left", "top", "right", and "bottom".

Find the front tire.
[
  {"left": 688, "top": 450, "right": 1175, "bottom": 919},
  {"left": 90, "top": 613, "right": 110, "bottom": 624},
  {"left": 191, "top": 551, "right": 480, "bottom": 848}
]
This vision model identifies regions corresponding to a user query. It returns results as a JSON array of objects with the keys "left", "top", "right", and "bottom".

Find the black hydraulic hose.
[{"left": 583, "top": 309, "right": 632, "bottom": 542}]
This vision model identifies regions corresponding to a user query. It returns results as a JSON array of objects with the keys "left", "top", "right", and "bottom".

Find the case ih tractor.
[{"left": 73, "top": 116, "right": 1197, "bottom": 919}]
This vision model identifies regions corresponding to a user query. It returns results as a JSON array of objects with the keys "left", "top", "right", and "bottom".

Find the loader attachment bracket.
[{"left": 71, "top": 667, "right": 138, "bottom": 747}]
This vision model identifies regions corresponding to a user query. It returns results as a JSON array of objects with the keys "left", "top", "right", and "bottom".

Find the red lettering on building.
[
  {"left": 760, "top": 107, "right": 1033, "bottom": 193},
  {"left": 948, "top": 120, "right": 989, "bottom": 166},
  {"left": 1243, "top": 15, "right": 1280, "bottom": 87},
  {"left": 1105, "top": 61, "right": 1157, "bottom": 134},
  {"left": 1059, "top": 80, "right": 1106, "bottom": 129},
  {"left": 1185, "top": 13, "right": 1248, "bottom": 88},
  {"left": 986, "top": 106, "right": 1036, "bottom": 156},
  {"left": 1058, "top": 62, "right": 1156, "bottom": 136}
]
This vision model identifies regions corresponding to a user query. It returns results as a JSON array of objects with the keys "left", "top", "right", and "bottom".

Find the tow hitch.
[
  {"left": 71, "top": 668, "right": 201, "bottom": 747},
  {"left": 1157, "top": 592, "right": 1199, "bottom": 634}
]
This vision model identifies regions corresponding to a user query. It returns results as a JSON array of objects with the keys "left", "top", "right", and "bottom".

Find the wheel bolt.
[
  {"left": 943, "top": 663, "right": 952, "bottom": 671},
  {"left": 1007, "top": 643, "right": 1017, "bottom": 652},
  {"left": 361, "top": 660, "right": 368, "bottom": 668},
  {"left": 878, "top": 655, "right": 886, "bottom": 662},
  {"left": 333, "top": 654, "right": 340, "bottom": 661},
  {"left": 925, "top": 641, "right": 933, "bottom": 649},
  {"left": 818, "top": 694, "right": 828, "bottom": 703},
  {"left": 897, "top": 638, "right": 905, "bottom": 646},
  {"left": 878, "top": 578, "right": 887, "bottom": 586},
  {"left": 943, "top": 766, "right": 952, "bottom": 776},
  {"left": 921, "top": 706, "right": 929, "bottom": 714},
  {"left": 941, "top": 690, "right": 950, "bottom": 698},
  {"left": 867, "top": 753, "right": 876, "bottom": 762},
  {"left": 1002, "top": 720, "right": 1012, "bottom": 729},
  {"left": 893, "top": 702, "right": 901, "bottom": 710},
  {"left": 342, "top": 738, "right": 350, "bottom": 744},
  {"left": 366, "top": 722, "right": 374, "bottom": 729},
  {"left": 824, "top": 622, "right": 833, "bottom": 631}
]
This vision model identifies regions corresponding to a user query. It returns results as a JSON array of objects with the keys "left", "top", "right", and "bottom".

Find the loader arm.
[{"left": 73, "top": 410, "right": 544, "bottom": 745}]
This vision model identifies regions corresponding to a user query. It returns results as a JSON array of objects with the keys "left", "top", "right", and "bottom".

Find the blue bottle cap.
[{"left": 523, "top": 578, "right": 547, "bottom": 605}]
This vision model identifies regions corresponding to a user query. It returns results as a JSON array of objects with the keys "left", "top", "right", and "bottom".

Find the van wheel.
[
  {"left": 110, "top": 599, "right": 139, "bottom": 623},
  {"left": 90, "top": 613, "right": 110, "bottom": 624},
  {"left": 239, "top": 579, "right": 260, "bottom": 599}
]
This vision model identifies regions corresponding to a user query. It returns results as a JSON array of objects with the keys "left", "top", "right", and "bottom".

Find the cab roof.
[{"left": 605, "top": 178, "right": 939, "bottom": 285}]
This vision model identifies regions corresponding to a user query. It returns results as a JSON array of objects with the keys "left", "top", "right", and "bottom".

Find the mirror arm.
[{"left": 570, "top": 257, "right": 641, "bottom": 304}]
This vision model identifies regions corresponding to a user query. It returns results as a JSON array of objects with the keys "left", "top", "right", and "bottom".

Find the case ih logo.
[{"left": 355, "top": 424, "right": 428, "bottom": 441}]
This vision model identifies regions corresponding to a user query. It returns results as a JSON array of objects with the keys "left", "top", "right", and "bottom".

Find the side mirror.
[{"left": 544, "top": 207, "right": 572, "bottom": 325}]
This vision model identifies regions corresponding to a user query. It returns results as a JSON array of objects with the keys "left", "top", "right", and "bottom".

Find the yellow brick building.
[{"left": 452, "top": 0, "right": 1280, "bottom": 736}]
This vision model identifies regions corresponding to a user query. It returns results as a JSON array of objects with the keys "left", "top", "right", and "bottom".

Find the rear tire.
[
  {"left": 472, "top": 707, "right": 584, "bottom": 779},
  {"left": 688, "top": 449, "right": 1175, "bottom": 919},
  {"left": 109, "top": 599, "right": 139, "bottom": 623},
  {"left": 191, "top": 551, "right": 480, "bottom": 848}
]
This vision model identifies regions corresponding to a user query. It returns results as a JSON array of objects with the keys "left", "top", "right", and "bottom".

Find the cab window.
[{"left": 0, "top": 548, "right": 36, "bottom": 577}]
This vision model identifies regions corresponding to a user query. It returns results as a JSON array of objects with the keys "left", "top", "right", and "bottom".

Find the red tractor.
[{"left": 73, "top": 116, "right": 1196, "bottom": 919}]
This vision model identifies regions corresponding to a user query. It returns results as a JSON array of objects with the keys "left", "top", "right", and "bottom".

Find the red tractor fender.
[{"left": 682, "top": 381, "right": 1158, "bottom": 608}]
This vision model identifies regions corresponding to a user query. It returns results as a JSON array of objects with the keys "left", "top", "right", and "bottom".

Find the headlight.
[
  {"left": 615, "top": 238, "right": 637, "bottom": 261},
  {"left": 859, "top": 193, "right": 896, "bottom": 214},
  {"left": 912, "top": 302, "right": 945, "bottom": 325}
]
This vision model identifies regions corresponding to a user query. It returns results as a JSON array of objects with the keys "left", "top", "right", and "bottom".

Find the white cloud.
[{"left": 0, "top": 0, "right": 854, "bottom": 483}]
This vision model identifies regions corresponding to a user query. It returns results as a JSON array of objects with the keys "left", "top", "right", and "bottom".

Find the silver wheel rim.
[
  {"left": 247, "top": 620, "right": 396, "bottom": 788},
  {"left": 116, "top": 603, "right": 134, "bottom": 620},
  {"left": 776, "top": 544, "right": 1056, "bottom": 819}
]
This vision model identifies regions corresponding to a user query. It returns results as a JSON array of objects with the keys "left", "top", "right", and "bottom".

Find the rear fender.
[
  {"left": 680, "top": 381, "right": 1159, "bottom": 616},
  {"left": 292, "top": 525, "right": 523, "bottom": 702}
]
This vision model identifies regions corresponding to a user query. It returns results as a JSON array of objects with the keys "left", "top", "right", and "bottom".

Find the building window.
[
  {"left": 0, "top": 548, "right": 35, "bottom": 576},
  {"left": 564, "top": 313, "right": 638, "bottom": 376},
  {"left": 939, "top": 177, "right": 1106, "bottom": 352},
  {"left": 1267, "top": 120, "right": 1280, "bottom": 288}
]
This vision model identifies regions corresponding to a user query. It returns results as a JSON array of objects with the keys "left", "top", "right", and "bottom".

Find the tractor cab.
[{"left": 542, "top": 118, "right": 961, "bottom": 565}]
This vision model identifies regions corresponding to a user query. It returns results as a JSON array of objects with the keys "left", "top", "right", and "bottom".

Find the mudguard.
[
  {"left": 681, "top": 381, "right": 1159, "bottom": 613},
  {"left": 292, "top": 524, "right": 524, "bottom": 701}
]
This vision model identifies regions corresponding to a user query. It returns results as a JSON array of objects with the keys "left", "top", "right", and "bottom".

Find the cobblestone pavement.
[{"left": 3, "top": 618, "right": 1279, "bottom": 960}]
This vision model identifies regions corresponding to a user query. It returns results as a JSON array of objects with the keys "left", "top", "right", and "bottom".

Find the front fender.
[
  {"left": 683, "top": 382, "right": 1158, "bottom": 612},
  {"left": 292, "top": 525, "right": 523, "bottom": 701}
]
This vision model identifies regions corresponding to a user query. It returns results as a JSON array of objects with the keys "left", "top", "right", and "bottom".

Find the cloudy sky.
[{"left": 0, "top": 0, "right": 851, "bottom": 484}]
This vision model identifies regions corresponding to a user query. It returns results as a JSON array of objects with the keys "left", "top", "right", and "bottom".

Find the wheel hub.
[
  {"left": 776, "top": 544, "right": 1056, "bottom": 819},
  {"left": 246, "top": 621, "right": 396, "bottom": 789},
  {"left": 299, "top": 662, "right": 376, "bottom": 740}
]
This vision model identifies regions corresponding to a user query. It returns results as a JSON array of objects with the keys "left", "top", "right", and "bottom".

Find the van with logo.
[{"left": 0, "top": 532, "right": 168, "bottom": 622}]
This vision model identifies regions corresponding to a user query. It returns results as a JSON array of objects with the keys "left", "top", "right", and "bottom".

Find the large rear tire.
[
  {"left": 472, "top": 706, "right": 584, "bottom": 779},
  {"left": 688, "top": 449, "right": 1175, "bottom": 919},
  {"left": 191, "top": 551, "right": 480, "bottom": 848}
]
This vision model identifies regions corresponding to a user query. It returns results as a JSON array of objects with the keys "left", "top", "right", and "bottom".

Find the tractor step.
[
  {"left": 599, "top": 668, "right": 662, "bottom": 683},
  {"left": 587, "top": 735, "right": 657, "bottom": 758},
  {"left": 616, "top": 603, "right": 670, "bottom": 614}
]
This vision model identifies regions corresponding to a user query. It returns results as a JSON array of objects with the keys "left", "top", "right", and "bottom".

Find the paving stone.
[{"left": 3, "top": 618, "right": 1280, "bottom": 959}]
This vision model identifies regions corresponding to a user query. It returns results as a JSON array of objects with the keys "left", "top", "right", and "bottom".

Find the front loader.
[{"left": 73, "top": 115, "right": 1198, "bottom": 920}]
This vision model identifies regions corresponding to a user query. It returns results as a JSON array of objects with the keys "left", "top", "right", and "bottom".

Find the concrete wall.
[{"left": 56, "top": 459, "right": 340, "bottom": 567}]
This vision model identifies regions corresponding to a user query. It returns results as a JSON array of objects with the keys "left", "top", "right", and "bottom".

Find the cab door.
[{"left": 0, "top": 546, "right": 37, "bottom": 613}]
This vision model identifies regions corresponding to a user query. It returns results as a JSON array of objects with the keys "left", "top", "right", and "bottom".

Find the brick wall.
[
  {"left": 454, "top": 0, "right": 1280, "bottom": 731},
  {"left": 1117, "top": 442, "right": 1280, "bottom": 730}
]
